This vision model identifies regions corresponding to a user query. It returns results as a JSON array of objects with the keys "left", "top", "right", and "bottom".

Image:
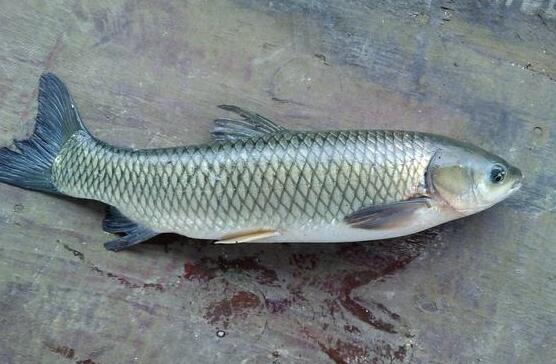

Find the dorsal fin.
[{"left": 211, "top": 105, "right": 287, "bottom": 142}]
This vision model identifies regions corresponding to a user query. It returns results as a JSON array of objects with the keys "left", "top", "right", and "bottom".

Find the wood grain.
[{"left": 0, "top": 1, "right": 554, "bottom": 363}]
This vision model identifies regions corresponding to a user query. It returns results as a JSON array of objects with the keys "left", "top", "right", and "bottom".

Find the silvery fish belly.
[{"left": 0, "top": 74, "right": 523, "bottom": 251}]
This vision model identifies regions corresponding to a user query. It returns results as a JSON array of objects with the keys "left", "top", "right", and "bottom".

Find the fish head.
[{"left": 428, "top": 139, "right": 522, "bottom": 215}]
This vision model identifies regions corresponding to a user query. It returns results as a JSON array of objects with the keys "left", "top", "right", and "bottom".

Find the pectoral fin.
[
  {"left": 215, "top": 229, "right": 280, "bottom": 244},
  {"left": 344, "top": 198, "right": 431, "bottom": 230}
]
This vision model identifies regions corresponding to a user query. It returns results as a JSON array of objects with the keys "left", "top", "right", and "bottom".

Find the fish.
[{"left": 0, "top": 74, "right": 522, "bottom": 251}]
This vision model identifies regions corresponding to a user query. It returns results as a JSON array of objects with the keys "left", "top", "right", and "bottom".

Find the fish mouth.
[
  {"left": 510, "top": 179, "right": 522, "bottom": 192},
  {"left": 509, "top": 166, "right": 523, "bottom": 193}
]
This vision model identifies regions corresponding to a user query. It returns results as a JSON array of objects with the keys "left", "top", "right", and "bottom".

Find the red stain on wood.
[
  {"left": 338, "top": 271, "right": 398, "bottom": 334},
  {"left": 319, "top": 340, "right": 368, "bottom": 364},
  {"left": 183, "top": 260, "right": 217, "bottom": 282},
  {"left": 204, "top": 291, "right": 261, "bottom": 328},
  {"left": 303, "top": 327, "right": 410, "bottom": 364},
  {"left": 192, "top": 238, "right": 429, "bottom": 335},
  {"left": 289, "top": 253, "right": 319, "bottom": 270},
  {"left": 184, "top": 256, "right": 278, "bottom": 286},
  {"left": 264, "top": 298, "right": 292, "bottom": 313},
  {"left": 186, "top": 231, "right": 437, "bottom": 362}
]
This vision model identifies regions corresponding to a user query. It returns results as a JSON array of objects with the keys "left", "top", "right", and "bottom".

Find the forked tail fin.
[{"left": 0, "top": 73, "right": 89, "bottom": 193}]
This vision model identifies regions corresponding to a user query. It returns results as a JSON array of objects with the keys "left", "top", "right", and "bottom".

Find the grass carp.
[{"left": 0, "top": 74, "right": 522, "bottom": 251}]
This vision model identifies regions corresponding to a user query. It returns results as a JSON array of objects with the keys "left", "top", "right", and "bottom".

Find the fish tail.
[{"left": 0, "top": 73, "right": 90, "bottom": 193}]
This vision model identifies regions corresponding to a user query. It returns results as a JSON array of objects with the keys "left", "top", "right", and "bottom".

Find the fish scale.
[{"left": 51, "top": 128, "right": 433, "bottom": 238}]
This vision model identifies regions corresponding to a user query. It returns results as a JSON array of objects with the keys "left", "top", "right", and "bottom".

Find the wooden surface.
[{"left": 0, "top": 1, "right": 555, "bottom": 363}]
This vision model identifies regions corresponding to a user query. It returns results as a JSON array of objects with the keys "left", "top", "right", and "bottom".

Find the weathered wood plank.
[{"left": 0, "top": 1, "right": 554, "bottom": 363}]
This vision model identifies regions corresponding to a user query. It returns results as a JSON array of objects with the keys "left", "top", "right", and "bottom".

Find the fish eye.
[{"left": 490, "top": 164, "right": 507, "bottom": 184}]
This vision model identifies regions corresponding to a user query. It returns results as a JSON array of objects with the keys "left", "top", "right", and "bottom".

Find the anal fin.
[
  {"left": 215, "top": 229, "right": 280, "bottom": 244},
  {"left": 102, "top": 206, "right": 158, "bottom": 251}
]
